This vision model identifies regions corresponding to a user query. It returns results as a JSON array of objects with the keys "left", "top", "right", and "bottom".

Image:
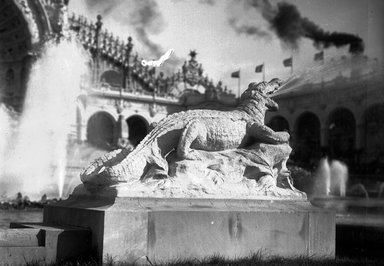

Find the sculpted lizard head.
[{"left": 240, "top": 78, "right": 283, "bottom": 112}]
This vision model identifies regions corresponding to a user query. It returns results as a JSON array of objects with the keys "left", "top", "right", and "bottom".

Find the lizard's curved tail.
[
  {"left": 80, "top": 112, "right": 184, "bottom": 186},
  {"left": 80, "top": 146, "right": 151, "bottom": 186}
]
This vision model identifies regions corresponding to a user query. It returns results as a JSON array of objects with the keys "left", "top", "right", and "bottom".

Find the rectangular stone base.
[{"left": 43, "top": 196, "right": 335, "bottom": 264}]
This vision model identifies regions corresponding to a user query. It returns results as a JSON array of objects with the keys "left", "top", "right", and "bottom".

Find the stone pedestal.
[{"left": 43, "top": 193, "right": 335, "bottom": 264}]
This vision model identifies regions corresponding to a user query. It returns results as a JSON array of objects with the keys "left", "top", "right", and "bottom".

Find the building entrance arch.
[
  {"left": 87, "top": 112, "right": 115, "bottom": 149},
  {"left": 295, "top": 112, "right": 321, "bottom": 165},
  {"left": 126, "top": 115, "right": 149, "bottom": 146}
]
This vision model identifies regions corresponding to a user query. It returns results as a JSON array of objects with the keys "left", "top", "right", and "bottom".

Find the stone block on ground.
[
  {"left": 0, "top": 247, "right": 45, "bottom": 266},
  {"left": 44, "top": 194, "right": 335, "bottom": 264},
  {"left": 0, "top": 223, "right": 91, "bottom": 265},
  {"left": 0, "top": 228, "right": 42, "bottom": 247}
]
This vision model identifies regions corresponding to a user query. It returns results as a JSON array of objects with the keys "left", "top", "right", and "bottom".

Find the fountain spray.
[
  {"left": 330, "top": 160, "right": 348, "bottom": 197},
  {"left": 1, "top": 39, "right": 89, "bottom": 200}
]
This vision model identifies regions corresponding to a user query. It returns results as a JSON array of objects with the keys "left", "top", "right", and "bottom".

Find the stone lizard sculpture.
[
  {"left": 177, "top": 81, "right": 289, "bottom": 159},
  {"left": 81, "top": 78, "right": 290, "bottom": 187}
]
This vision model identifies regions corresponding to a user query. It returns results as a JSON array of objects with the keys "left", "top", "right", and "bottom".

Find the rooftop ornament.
[{"left": 182, "top": 50, "right": 203, "bottom": 87}]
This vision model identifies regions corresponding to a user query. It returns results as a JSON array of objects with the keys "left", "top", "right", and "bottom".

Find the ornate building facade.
[
  {"left": 266, "top": 57, "right": 384, "bottom": 173},
  {"left": 2, "top": 0, "right": 383, "bottom": 173},
  {"left": 0, "top": 0, "right": 236, "bottom": 150}
]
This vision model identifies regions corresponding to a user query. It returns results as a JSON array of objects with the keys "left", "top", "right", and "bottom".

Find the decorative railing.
[{"left": 68, "top": 13, "right": 234, "bottom": 99}]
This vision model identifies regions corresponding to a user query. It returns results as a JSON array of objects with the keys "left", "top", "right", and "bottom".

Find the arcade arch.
[
  {"left": 294, "top": 112, "right": 321, "bottom": 165},
  {"left": 363, "top": 104, "right": 384, "bottom": 166},
  {"left": 267, "top": 116, "right": 290, "bottom": 133},
  {"left": 327, "top": 108, "right": 355, "bottom": 162},
  {"left": 1, "top": 0, "right": 51, "bottom": 109},
  {"left": 87, "top": 111, "right": 115, "bottom": 149},
  {"left": 126, "top": 115, "right": 149, "bottom": 146}
]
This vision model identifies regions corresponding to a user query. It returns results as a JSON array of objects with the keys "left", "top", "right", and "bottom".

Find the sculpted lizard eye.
[
  {"left": 269, "top": 78, "right": 282, "bottom": 85},
  {"left": 264, "top": 78, "right": 283, "bottom": 95}
]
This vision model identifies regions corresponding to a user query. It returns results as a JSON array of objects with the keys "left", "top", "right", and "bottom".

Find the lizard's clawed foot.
[
  {"left": 276, "top": 131, "right": 290, "bottom": 143},
  {"left": 257, "top": 175, "right": 276, "bottom": 190},
  {"left": 82, "top": 168, "right": 119, "bottom": 187}
]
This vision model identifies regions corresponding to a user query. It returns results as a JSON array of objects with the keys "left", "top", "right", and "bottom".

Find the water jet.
[{"left": 0, "top": 39, "right": 88, "bottom": 201}]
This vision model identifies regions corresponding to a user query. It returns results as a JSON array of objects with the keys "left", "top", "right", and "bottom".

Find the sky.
[{"left": 68, "top": 0, "right": 384, "bottom": 95}]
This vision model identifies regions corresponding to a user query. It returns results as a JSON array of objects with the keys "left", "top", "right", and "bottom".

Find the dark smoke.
[
  {"left": 271, "top": 2, "right": 364, "bottom": 54},
  {"left": 301, "top": 18, "right": 364, "bottom": 54},
  {"left": 84, "top": 0, "right": 163, "bottom": 56},
  {"left": 129, "top": 0, "right": 165, "bottom": 57},
  {"left": 234, "top": 0, "right": 364, "bottom": 54}
]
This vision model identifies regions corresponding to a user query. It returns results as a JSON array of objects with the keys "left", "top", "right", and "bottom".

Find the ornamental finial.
[{"left": 189, "top": 50, "right": 197, "bottom": 61}]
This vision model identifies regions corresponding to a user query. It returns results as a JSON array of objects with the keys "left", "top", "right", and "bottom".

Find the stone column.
[
  {"left": 114, "top": 114, "right": 129, "bottom": 148},
  {"left": 77, "top": 123, "right": 87, "bottom": 143}
]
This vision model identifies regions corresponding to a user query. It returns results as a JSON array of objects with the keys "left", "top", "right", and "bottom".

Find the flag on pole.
[
  {"left": 314, "top": 51, "right": 324, "bottom": 61},
  {"left": 231, "top": 70, "right": 240, "bottom": 78},
  {"left": 255, "top": 64, "right": 264, "bottom": 73},
  {"left": 283, "top": 57, "right": 293, "bottom": 67}
]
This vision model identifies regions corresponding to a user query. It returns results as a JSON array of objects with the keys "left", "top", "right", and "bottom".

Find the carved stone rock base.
[
  {"left": 44, "top": 196, "right": 335, "bottom": 264},
  {"left": 81, "top": 144, "right": 306, "bottom": 200}
]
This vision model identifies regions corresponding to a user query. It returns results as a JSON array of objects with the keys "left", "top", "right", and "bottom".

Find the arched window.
[{"left": 100, "top": 70, "right": 122, "bottom": 90}]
